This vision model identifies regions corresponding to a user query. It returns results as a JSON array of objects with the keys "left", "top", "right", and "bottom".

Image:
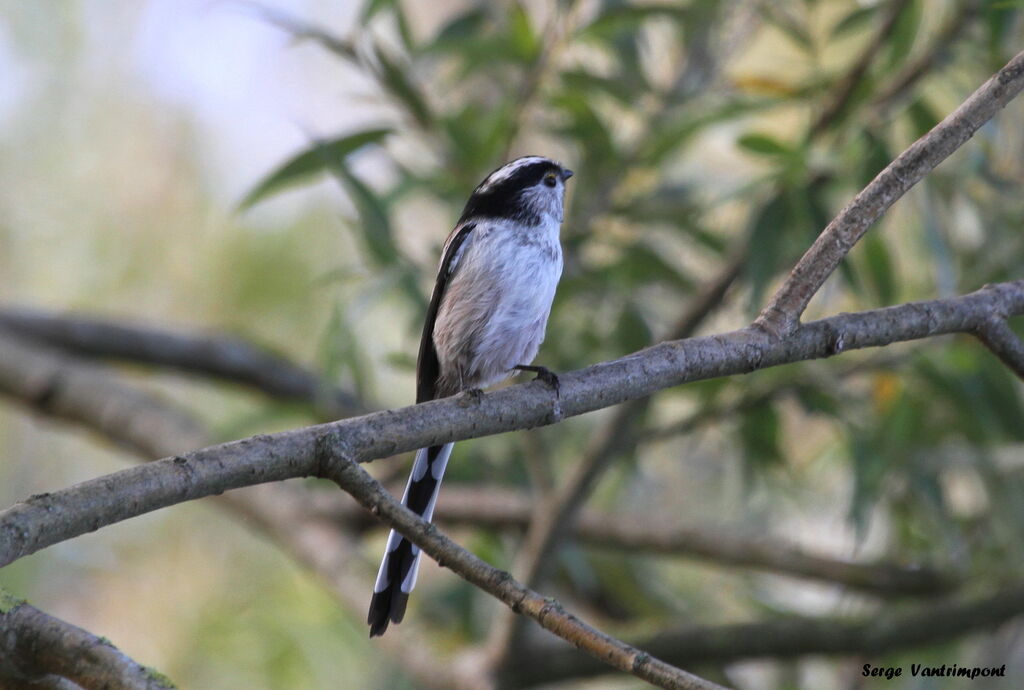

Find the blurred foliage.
[{"left": 3, "top": 0, "right": 1024, "bottom": 687}]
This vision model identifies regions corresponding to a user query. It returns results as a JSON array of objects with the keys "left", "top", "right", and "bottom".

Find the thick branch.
[
  {"left": 0, "top": 592, "right": 174, "bottom": 690},
  {"left": 0, "top": 331, "right": 472, "bottom": 689},
  {"left": 3, "top": 281, "right": 1021, "bottom": 569},
  {"left": 756, "top": 50, "right": 1024, "bottom": 335},
  {"left": 0, "top": 307, "right": 363, "bottom": 417},
  {"left": 974, "top": 316, "right": 1024, "bottom": 379},
  {"left": 321, "top": 456, "right": 726, "bottom": 690},
  {"left": 511, "top": 583, "right": 1024, "bottom": 686}
]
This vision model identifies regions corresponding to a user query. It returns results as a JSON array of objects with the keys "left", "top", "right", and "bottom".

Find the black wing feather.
[{"left": 415, "top": 222, "right": 475, "bottom": 403}]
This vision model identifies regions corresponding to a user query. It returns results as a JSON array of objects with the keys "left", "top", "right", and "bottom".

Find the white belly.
[{"left": 432, "top": 219, "right": 563, "bottom": 394}]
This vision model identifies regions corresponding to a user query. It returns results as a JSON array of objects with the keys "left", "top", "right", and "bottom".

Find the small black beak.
[{"left": 561, "top": 169, "right": 574, "bottom": 181}]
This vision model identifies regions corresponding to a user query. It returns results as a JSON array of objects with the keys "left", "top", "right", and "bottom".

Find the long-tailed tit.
[{"left": 368, "top": 156, "right": 573, "bottom": 637}]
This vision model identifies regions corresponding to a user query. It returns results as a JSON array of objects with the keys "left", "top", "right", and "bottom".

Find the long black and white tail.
[{"left": 367, "top": 442, "right": 453, "bottom": 637}]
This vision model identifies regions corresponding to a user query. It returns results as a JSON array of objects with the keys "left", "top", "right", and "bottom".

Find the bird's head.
[{"left": 459, "top": 156, "right": 573, "bottom": 225}]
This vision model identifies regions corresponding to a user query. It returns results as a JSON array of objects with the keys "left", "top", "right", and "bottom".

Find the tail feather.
[{"left": 368, "top": 442, "right": 453, "bottom": 637}]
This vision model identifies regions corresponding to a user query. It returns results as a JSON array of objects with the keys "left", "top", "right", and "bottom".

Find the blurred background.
[{"left": 1, "top": 0, "right": 1023, "bottom": 688}]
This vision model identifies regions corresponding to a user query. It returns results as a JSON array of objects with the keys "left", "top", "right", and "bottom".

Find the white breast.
[{"left": 432, "top": 217, "right": 563, "bottom": 394}]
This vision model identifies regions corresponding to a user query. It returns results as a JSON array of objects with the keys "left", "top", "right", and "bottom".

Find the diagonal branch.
[
  {"left": 3, "top": 280, "right": 1022, "bottom": 569},
  {"left": 321, "top": 455, "right": 727, "bottom": 690},
  {"left": 974, "top": 315, "right": 1024, "bottom": 379},
  {"left": 0, "top": 307, "right": 364, "bottom": 417},
  {"left": 756, "top": 50, "right": 1024, "bottom": 336},
  {"left": 0, "top": 591, "right": 174, "bottom": 690}
]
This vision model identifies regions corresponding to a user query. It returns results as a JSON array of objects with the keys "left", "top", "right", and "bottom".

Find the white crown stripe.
[{"left": 477, "top": 156, "right": 553, "bottom": 192}]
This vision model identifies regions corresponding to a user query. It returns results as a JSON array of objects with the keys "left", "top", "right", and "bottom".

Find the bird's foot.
[
  {"left": 459, "top": 388, "right": 485, "bottom": 406},
  {"left": 514, "top": 364, "right": 560, "bottom": 397}
]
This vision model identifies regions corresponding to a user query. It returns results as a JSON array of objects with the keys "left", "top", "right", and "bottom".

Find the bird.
[{"left": 367, "top": 156, "right": 573, "bottom": 637}]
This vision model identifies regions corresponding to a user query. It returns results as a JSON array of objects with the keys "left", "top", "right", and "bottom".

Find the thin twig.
[{"left": 756, "top": 50, "right": 1024, "bottom": 336}]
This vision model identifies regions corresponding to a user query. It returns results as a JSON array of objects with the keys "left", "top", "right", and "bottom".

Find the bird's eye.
[{"left": 543, "top": 174, "right": 557, "bottom": 187}]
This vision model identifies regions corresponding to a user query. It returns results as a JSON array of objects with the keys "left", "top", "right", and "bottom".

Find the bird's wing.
[{"left": 416, "top": 221, "right": 476, "bottom": 404}]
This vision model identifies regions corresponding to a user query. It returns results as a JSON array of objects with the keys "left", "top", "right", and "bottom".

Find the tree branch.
[
  {"left": 510, "top": 582, "right": 1024, "bottom": 686},
  {"left": 0, "top": 330, "right": 469, "bottom": 688},
  {"left": 0, "top": 591, "right": 174, "bottom": 690},
  {"left": 321, "top": 455, "right": 727, "bottom": 690},
  {"left": 756, "top": 50, "right": 1024, "bottom": 336},
  {"left": 974, "top": 316, "right": 1024, "bottom": 379},
  {"left": 3, "top": 280, "right": 1022, "bottom": 569},
  {"left": 0, "top": 307, "right": 363, "bottom": 417}
]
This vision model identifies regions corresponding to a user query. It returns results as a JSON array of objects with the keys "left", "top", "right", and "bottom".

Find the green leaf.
[
  {"left": 739, "top": 400, "right": 783, "bottom": 468},
  {"left": 395, "top": 5, "right": 416, "bottom": 52},
  {"left": 761, "top": 5, "right": 814, "bottom": 53},
  {"left": 793, "top": 384, "right": 840, "bottom": 416},
  {"left": 431, "top": 7, "right": 489, "bottom": 48},
  {"left": 977, "top": 354, "right": 1024, "bottom": 440},
  {"left": 329, "top": 162, "right": 397, "bottom": 266},
  {"left": 560, "top": 69, "right": 641, "bottom": 103},
  {"left": 859, "top": 128, "right": 890, "bottom": 188},
  {"left": 508, "top": 2, "right": 540, "bottom": 62},
  {"left": 319, "top": 300, "right": 373, "bottom": 402},
  {"left": 638, "top": 97, "right": 778, "bottom": 164},
  {"left": 578, "top": 3, "right": 690, "bottom": 38},
  {"left": 551, "top": 93, "right": 616, "bottom": 162},
  {"left": 372, "top": 43, "right": 433, "bottom": 129},
  {"left": 745, "top": 195, "right": 790, "bottom": 312},
  {"left": 252, "top": 7, "right": 357, "bottom": 61},
  {"left": 884, "top": 0, "right": 921, "bottom": 70},
  {"left": 906, "top": 98, "right": 939, "bottom": 138},
  {"left": 238, "top": 129, "right": 390, "bottom": 210},
  {"left": 830, "top": 5, "right": 879, "bottom": 38},
  {"left": 361, "top": 0, "right": 393, "bottom": 21},
  {"left": 611, "top": 242, "right": 695, "bottom": 291},
  {"left": 615, "top": 301, "right": 653, "bottom": 352},
  {"left": 862, "top": 232, "right": 896, "bottom": 304},
  {"left": 737, "top": 132, "right": 792, "bottom": 157}
]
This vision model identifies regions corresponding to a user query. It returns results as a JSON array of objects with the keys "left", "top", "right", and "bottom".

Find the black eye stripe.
[{"left": 458, "top": 158, "right": 566, "bottom": 224}]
